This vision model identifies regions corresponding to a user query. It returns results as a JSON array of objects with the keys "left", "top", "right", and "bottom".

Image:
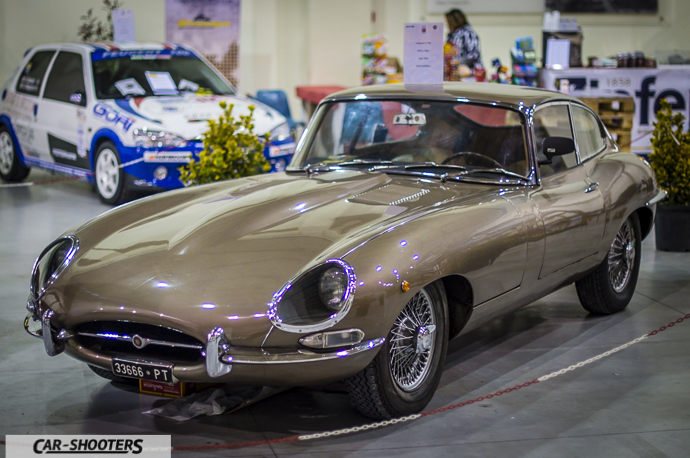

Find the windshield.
[
  {"left": 295, "top": 100, "right": 529, "bottom": 178},
  {"left": 92, "top": 54, "right": 235, "bottom": 99}
]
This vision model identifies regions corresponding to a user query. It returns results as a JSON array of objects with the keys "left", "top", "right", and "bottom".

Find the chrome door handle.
[{"left": 584, "top": 182, "right": 599, "bottom": 193}]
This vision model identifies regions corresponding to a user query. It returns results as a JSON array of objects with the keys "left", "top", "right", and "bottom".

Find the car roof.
[
  {"left": 26, "top": 42, "right": 195, "bottom": 54},
  {"left": 324, "top": 82, "right": 580, "bottom": 109}
]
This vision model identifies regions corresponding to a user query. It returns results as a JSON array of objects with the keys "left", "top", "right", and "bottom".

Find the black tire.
[
  {"left": 576, "top": 213, "right": 642, "bottom": 315},
  {"left": 94, "top": 141, "right": 131, "bottom": 205},
  {"left": 88, "top": 364, "right": 131, "bottom": 383},
  {"left": 0, "top": 125, "right": 30, "bottom": 182},
  {"left": 345, "top": 281, "right": 448, "bottom": 419}
]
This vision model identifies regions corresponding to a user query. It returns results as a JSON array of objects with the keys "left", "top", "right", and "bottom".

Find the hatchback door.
[{"left": 36, "top": 50, "right": 91, "bottom": 171}]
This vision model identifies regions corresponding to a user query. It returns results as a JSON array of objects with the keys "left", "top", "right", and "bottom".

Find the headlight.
[
  {"left": 30, "top": 236, "right": 79, "bottom": 299},
  {"left": 133, "top": 129, "right": 187, "bottom": 148},
  {"left": 268, "top": 259, "right": 356, "bottom": 333},
  {"left": 319, "top": 267, "right": 348, "bottom": 311},
  {"left": 269, "top": 122, "right": 291, "bottom": 142}
]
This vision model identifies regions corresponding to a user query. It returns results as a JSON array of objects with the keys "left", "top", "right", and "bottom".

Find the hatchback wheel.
[
  {"left": 95, "top": 141, "right": 131, "bottom": 205},
  {"left": 0, "top": 126, "right": 30, "bottom": 182}
]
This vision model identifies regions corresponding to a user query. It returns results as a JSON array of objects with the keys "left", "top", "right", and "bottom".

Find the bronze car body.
[{"left": 24, "top": 83, "right": 663, "bottom": 418}]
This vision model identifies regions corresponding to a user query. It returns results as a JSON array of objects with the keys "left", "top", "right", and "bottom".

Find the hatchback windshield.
[
  {"left": 296, "top": 100, "right": 529, "bottom": 177},
  {"left": 92, "top": 54, "right": 235, "bottom": 99}
]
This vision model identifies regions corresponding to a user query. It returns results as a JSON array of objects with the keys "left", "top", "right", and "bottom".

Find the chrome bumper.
[
  {"left": 205, "top": 326, "right": 385, "bottom": 377},
  {"left": 26, "top": 314, "right": 384, "bottom": 378},
  {"left": 647, "top": 189, "right": 668, "bottom": 206}
]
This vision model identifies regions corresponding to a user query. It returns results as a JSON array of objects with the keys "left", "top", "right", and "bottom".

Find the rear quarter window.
[{"left": 16, "top": 50, "right": 56, "bottom": 96}]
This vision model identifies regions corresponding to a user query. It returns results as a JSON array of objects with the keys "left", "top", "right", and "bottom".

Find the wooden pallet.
[{"left": 579, "top": 96, "right": 635, "bottom": 152}]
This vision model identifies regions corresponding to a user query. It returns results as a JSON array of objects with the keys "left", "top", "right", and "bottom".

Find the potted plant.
[
  {"left": 649, "top": 99, "right": 690, "bottom": 251},
  {"left": 179, "top": 101, "right": 270, "bottom": 186}
]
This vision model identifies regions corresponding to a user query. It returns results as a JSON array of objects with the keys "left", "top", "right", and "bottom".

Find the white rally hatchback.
[{"left": 0, "top": 42, "right": 295, "bottom": 204}]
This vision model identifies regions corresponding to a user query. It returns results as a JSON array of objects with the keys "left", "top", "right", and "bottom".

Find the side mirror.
[
  {"left": 69, "top": 90, "right": 86, "bottom": 107},
  {"left": 540, "top": 136, "right": 575, "bottom": 164}
]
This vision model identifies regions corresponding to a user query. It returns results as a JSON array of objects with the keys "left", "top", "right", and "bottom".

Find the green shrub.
[
  {"left": 179, "top": 101, "right": 270, "bottom": 186},
  {"left": 649, "top": 99, "right": 690, "bottom": 206}
]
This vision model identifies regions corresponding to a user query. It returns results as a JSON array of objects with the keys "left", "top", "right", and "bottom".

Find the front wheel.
[
  {"left": 94, "top": 141, "right": 130, "bottom": 205},
  {"left": 0, "top": 125, "right": 30, "bottom": 182},
  {"left": 345, "top": 281, "right": 448, "bottom": 419},
  {"left": 576, "top": 213, "right": 642, "bottom": 314}
]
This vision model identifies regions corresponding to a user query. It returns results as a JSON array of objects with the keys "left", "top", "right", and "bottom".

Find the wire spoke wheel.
[
  {"left": 0, "top": 131, "right": 14, "bottom": 176},
  {"left": 388, "top": 289, "right": 437, "bottom": 392},
  {"left": 608, "top": 219, "right": 636, "bottom": 293},
  {"left": 96, "top": 148, "right": 120, "bottom": 200}
]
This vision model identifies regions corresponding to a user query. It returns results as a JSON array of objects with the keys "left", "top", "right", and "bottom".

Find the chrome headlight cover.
[
  {"left": 133, "top": 128, "right": 187, "bottom": 148},
  {"left": 29, "top": 235, "right": 79, "bottom": 300},
  {"left": 269, "top": 122, "right": 291, "bottom": 142},
  {"left": 268, "top": 259, "right": 356, "bottom": 333}
]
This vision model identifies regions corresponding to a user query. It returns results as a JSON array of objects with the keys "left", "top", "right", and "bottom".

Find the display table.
[
  {"left": 295, "top": 85, "right": 348, "bottom": 119},
  {"left": 540, "top": 66, "right": 690, "bottom": 154}
]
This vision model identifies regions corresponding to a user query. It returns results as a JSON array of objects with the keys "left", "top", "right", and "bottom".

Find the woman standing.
[{"left": 445, "top": 9, "right": 482, "bottom": 70}]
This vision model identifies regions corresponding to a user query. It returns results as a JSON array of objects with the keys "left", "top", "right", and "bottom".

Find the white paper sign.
[
  {"left": 145, "top": 71, "right": 178, "bottom": 94},
  {"left": 404, "top": 23, "right": 443, "bottom": 85},
  {"left": 115, "top": 78, "right": 145, "bottom": 95},
  {"left": 546, "top": 39, "right": 571, "bottom": 69},
  {"left": 112, "top": 9, "right": 136, "bottom": 42}
]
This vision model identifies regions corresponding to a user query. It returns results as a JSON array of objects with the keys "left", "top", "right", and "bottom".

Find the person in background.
[{"left": 445, "top": 9, "right": 482, "bottom": 70}]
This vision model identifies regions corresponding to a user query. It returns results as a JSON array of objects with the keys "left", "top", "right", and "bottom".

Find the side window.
[
  {"left": 16, "top": 50, "right": 56, "bottom": 96},
  {"left": 43, "top": 52, "right": 86, "bottom": 106},
  {"left": 572, "top": 105, "right": 606, "bottom": 160},
  {"left": 533, "top": 104, "right": 578, "bottom": 177}
]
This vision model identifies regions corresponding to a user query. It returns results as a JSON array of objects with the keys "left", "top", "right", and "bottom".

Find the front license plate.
[{"left": 111, "top": 358, "right": 175, "bottom": 384}]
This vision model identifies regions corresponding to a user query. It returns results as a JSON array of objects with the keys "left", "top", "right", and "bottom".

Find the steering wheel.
[{"left": 442, "top": 151, "right": 503, "bottom": 169}]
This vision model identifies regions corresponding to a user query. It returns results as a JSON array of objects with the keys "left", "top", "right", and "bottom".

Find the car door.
[
  {"left": 529, "top": 102, "right": 607, "bottom": 278},
  {"left": 37, "top": 49, "right": 91, "bottom": 170},
  {"left": 11, "top": 49, "right": 56, "bottom": 161}
]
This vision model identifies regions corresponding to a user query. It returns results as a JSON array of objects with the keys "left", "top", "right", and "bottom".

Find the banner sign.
[
  {"left": 403, "top": 23, "right": 444, "bottom": 85},
  {"left": 6, "top": 435, "right": 171, "bottom": 458},
  {"left": 165, "top": 0, "right": 240, "bottom": 87},
  {"left": 540, "top": 66, "right": 690, "bottom": 153}
]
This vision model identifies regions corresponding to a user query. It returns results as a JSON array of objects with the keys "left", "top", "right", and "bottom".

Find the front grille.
[{"left": 74, "top": 321, "right": 205, "bottom": 363}]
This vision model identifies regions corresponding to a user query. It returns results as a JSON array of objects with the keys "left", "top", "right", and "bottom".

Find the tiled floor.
[{"left": 1, "top": 170, "right": 689, "bottom": 457}]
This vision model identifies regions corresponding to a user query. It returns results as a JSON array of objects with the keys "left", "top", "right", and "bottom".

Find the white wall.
[{"left": 2, "top": 0, "right": 689, "bottom": 121}]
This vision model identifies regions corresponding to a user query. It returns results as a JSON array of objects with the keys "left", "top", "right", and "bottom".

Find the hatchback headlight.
[
  {"left": 133, "top": 129, "right": 187, "bottom": 148},
  {"left": 30, "top": 236, "right": 79, "bottom": 299},
  {"left": 268, "top": 259, "right": 356, "bottom": 333},
  {"left": 269, "top": 122, "right": 291, "bottom": 142}
]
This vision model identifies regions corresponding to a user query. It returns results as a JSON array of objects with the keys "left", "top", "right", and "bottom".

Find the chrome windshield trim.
[{"left": 77, "top": 331, "right": 204, "bottom": 350}]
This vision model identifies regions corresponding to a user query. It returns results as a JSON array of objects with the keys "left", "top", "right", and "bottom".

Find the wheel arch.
[
  {"left": 89, "top": 128, "right": 123, "bottom": 171},
  {"left": 439, "top": 275, "right": 473, "bottom": 340},
  {"left": 634, "top": 206, "right": 654, "bottom": 240}
]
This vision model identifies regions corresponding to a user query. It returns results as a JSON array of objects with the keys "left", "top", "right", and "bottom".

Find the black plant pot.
[{"left": 655, "top": 204, "right": 690, "bottom": 252}]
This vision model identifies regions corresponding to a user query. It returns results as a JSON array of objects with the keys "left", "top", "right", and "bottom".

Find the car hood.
[
  {"left": 58, "top": 171, "right": 494, "bottom": 344},
  {"left": 110, "top": 93, "right": 285, "bottom": 140}
]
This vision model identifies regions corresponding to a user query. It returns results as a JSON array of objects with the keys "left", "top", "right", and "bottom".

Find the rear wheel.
[
  {"left": 0, "top": 125, "right": 30, "bottom": 182},
  {"left": 94, "top": 141, "right": 131, "bottom": 205},
  {"left": 576, "top": 213, "right": 642, "bottom": 314},
  {"left": 345, "top": 281, "right": 448, "bottom": 419}
]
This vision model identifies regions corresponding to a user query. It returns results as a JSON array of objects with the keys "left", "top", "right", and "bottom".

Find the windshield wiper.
[{"left": 454, "top": 167, "right": 528, "bottom": 182}]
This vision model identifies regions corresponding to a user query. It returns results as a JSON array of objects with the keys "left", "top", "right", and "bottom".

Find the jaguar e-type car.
[{"left": 24, "top": 83, "right": 664, "bottom": 419}]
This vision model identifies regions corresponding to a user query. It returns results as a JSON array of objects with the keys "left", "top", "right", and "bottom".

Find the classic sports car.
[
  {"left": 24, "top": 83, "right": 664, "bottom": 419},
  {"left": 0, "top": 42, "right": 295, "bottom": 204}
]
